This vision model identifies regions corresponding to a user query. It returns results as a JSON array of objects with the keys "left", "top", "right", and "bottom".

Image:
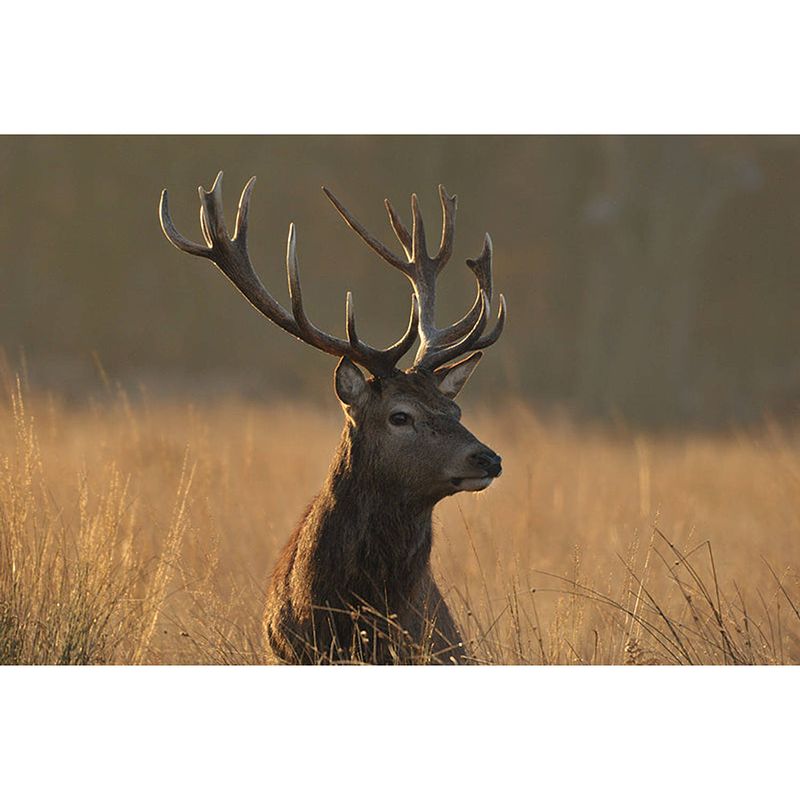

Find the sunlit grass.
[{"left": 1, "top": 379, "right": 798, "bottom": 664}]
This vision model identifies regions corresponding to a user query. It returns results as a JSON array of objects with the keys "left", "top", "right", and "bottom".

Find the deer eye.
[{"left": 389, "top": 411, "right": 412, "bottom": 427}]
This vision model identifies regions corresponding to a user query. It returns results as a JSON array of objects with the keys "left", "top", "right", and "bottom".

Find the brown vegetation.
[{"left": 1, "top": 377, "right": 798, "bottom": 665}]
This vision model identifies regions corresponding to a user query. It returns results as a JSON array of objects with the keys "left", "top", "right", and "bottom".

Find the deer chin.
[{"left": 450, "top": 476, "right": 495, "bottom": 493}]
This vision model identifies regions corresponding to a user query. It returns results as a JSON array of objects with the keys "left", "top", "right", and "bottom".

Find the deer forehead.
[{"left": 370, "top": 374, "right": 461, "bottom": 418}]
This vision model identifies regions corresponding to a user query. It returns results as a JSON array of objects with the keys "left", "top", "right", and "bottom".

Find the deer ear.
[
  {"left": 434, "top": 352, "right": 483, "bottom": 399},
  {"left": 334, "top": 357, "right": 368, "bottom": 407}
]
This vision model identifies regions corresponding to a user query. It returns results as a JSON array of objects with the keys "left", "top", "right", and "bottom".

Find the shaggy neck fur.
[
  {"left": 295, "top": 421, "right": 435, "bottom": 612},
  {"left": 265, "top": 406, "right": 469, "bottom": 664}
]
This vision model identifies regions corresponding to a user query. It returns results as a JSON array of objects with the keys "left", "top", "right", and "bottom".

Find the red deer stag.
[{"left": 159, "top": 172, "right": 506, "bottom": 664}]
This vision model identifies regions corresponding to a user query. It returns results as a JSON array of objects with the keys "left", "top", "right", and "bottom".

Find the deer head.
[{"left": 159, "top": 173, "right": 506, "bottom": 503}]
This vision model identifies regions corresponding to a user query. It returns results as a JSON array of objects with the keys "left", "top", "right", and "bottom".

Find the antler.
[
  {"left": 159, "top": 172, "right": 418, "bottom": 377},
  {"left": 322, "top": 184, "right": 506, "bottom": 371}
]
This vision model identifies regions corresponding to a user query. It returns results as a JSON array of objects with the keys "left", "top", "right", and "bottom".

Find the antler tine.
[
  {"left": 384, "top": 198, "right": 412, "bottom": 261},
  {"left": 345, "top": 290, "right": 359, "bottom": 348},
  {"left": 472, "top": 294, "right": 507, "bottom": 351},
  {"left": 286, "top": 223, "right": 419, "bottom": 372},
  {"left": 384, "top": 294, "right": 420, "bottom": 363},
  {"left": 233, "top": 176, "right": 257, "bottom": 242},
  {"left": 285, "top": 222, "right": 321, "bottom": 343},
  {"left": 345, "top": 291, "right": 420, "bottom": 367},
  {"left": 159, "top": 190, "right": 209, "bottom": 258},
  {"left": 411, "top": 213, "right": 506, "bottom": 369},
  {"left": 407, "top": 190, "right": 491, "bottom": 369},
  {"left": 435, "top": 290, "right": 484, "bottom": 348},
  {"left": 322, "top": 187, "right": 410, "bottom": 275},
  {"left": 318, "top": 183, "right": 506, "bottom": 373},
  {"left": 436, "top": 233, "right": 494, "bottom": 347},
  {"left": 159, "top": 174, "right": 419, "bottom": 376},
  {"left": 466, "top": 233, "right": 494, "bottom": 302},
  {"left": 434, "top": 185, "right": 457, "bottom": 269},
  {"left": 431, "top": 284, "right": 504, "bottom": 364},
  {"left": 198, "top": 171, "right": 229, "bottom": 243},
  {"left": 410, "top": 193, "right": 428, "bottom": 265},
  {"left": 415, "top": 291, "right": 491, "bottom": 371},
  {"left": 160, "top": 173, "right": 299, "bottom": 337}
]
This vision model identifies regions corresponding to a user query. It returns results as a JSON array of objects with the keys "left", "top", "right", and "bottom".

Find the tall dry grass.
[{"left": 1, "top": 375, "right": 798, "bottom": 664}]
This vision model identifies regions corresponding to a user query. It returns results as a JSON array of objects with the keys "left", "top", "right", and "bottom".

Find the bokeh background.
[{"left": 2, "top": 135, "right": 799, "bottom": 427}]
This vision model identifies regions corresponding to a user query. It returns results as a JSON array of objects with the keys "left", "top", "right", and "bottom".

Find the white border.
[
  {"left": 2, "top": 2, "right": 798, "bottom": 795},
  {"left": 2, "top": 666, "right": 797, "bottom": 797},
  {"left": 3, "top": 1, "right": 800, "bottom": 133}
]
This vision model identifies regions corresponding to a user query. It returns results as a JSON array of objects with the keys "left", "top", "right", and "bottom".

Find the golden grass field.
[{"left": 1, "top": 374, "right": 799, "bottom": 665}]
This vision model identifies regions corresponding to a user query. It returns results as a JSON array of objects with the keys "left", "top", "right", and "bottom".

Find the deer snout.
[{"left": 469, "top": 447, "right": 503, "bottom": 478}]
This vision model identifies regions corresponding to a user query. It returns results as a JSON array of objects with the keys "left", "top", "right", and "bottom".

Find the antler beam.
[
  {"left": 322, "top": 185, "right": 506, "bottom": 371},
  {"left": 159, "top": 172, "right": 418, "bottom": 377}
]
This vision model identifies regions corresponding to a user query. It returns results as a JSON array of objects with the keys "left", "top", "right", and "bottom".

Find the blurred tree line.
[{"left": 0, "top": 136, "right": 798, "bottom": 427}]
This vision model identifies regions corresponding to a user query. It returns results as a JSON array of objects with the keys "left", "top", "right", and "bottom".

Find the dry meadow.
[{"left": 2, "top": 369, "right": 798, "bottom": 666}]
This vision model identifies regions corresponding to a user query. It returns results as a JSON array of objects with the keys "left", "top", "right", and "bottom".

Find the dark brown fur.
[{"left": 263, "top": 367, "right": 499, "bottom": 664}]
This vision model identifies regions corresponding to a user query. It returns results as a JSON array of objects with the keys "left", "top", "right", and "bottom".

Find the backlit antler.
[
  {"left": 159, "top": 172, "right": 418, "bottom": 377},
  {"left": 322, "top": 185, "right": 506, "bottom": 371}
]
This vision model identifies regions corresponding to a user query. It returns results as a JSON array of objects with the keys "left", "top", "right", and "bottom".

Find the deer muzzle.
[
  {"left": 470, "top": 447, "right": 503, "bottom": 478},
  {"left": 449, "top": 446, "right": 503, "bottom": 492}
]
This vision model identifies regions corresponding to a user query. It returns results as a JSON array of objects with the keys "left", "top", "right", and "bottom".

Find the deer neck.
[
  {"left": 334, "top": 420, "right": 433, "bottom": 512},
  {"left": 300, "top": 423, "right": 435, "bottom": 596}
]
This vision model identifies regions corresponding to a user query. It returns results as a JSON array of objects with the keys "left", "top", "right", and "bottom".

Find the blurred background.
[{"left": 1, "top": 135, "right": 799, "bottom": 428}]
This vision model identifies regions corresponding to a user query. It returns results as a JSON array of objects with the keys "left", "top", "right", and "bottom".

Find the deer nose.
[{"left": 470, "top": 448, "right": 503, "bottom": 478}]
